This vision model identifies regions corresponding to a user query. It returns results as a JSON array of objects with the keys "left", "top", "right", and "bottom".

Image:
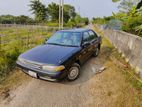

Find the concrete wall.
[{"left": 104, "top": 29, "right": 142, "bottom": 76}]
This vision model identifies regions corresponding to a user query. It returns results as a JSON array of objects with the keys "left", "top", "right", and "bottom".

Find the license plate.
[{"left": 28, "top": 71, "right": 37, "bottom": 78}]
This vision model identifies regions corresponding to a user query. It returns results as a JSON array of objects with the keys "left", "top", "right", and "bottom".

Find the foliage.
[
  {"left": 118, "top": 0, "right": 139, "bottom": 13},
  {"left": 0, "top": 15, "right": 35, "bottom": 24},
  {"left": 47, "top": 2, "right": 77, "bottom": 23},
  {"left": 136, "top": 0, "right": 142, "bottom": 9},
  {"left": 0, "top": 2, "right": 87, "bottom": 27},
  {"left": 112, "top": 0, "right": 121, "bottom": 2},
  {"left": 113, "top": 6, "right": 142, "bottom": 35},
  {"left": 29, "top": 1, "right": 87, "bottom": 26},
  {"left": 64, "top": 5, "right": 76, "bottom": 19},
  {"left": 82, "top": 17, "right": 89, "bottom": 25},
  {"left": 0, "top": 27, "right": 54, "bottom": 82},
  {"left": 65, "top": 14, "right": 89, "bottom": 28},
  {"left": 135, "top": 25, "right": 142, "bottom": 36},
  {"left": 92, "top": 16, "right": 114, "bottom": 25},
  {"left": 0, "top": 48, "right": 21, "bottom": 81},
  {"left": 92, "top": 17, "right": 106, "bottom": 25},
  {"left": 47, "top": 2, "right": 59, "bottom": 22},
  {"left": 29, "top": 1, "right": 79, "bottom": 24},
  {"left": 29, "top": 0, "right": 48, "bottom": 22},
  {"left": 93, "top": 0, "right": 142, "bottom": 36}
]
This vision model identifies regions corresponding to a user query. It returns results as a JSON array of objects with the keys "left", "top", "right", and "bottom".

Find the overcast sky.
[{"left": 0, "top": 0, "right": 119, "bottom": 19}]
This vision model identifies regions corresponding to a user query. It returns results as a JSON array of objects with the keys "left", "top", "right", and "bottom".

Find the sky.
[{"left": 0, "top": 0, "right": 119, "bottom": 19}]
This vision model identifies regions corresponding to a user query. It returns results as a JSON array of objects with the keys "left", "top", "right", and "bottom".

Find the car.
[{"left": 16, "top": 28, "right": 102, "bottom": 81}]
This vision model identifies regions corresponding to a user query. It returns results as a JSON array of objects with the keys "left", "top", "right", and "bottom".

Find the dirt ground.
[
  {"left": 0, "top": 55, "right": 104, "bottom": 107},
  {"left": 0, "top": 28, "right": 142, "bottom": 107}
]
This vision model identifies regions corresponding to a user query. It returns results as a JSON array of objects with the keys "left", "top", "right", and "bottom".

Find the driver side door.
[{"left": 80, "top": 32, "right": 92, "bottom": 63}]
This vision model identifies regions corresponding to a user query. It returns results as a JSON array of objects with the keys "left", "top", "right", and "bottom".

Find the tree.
[
  {"left": 82, "top": 18, "right": 89, "bottom": 25},
  {"left": 112, "top": 0, "right": 142, "bottom": 9},
  {"left": 0, "top": 15, "right": 14, "bottom": 24},
  {"left": 0, "top": 15, "right": 34, "bottom": 24},
  {"left": 74, "top": 14, "right": 82, "bottom": 24},
  {"left": 112, "top": 0, "right": 141, "bottom": 12},
  {"left": 64, "top": 5, "right": 76, "bottom": 19},
  {"left": 15, "top": 15, "right": 35, "bottom": 24},
  {"left": 118, "top": 0, "right": 138, "bottom": 12},
  {"left": 136, "top": 0, "right": 142, "bottom": 9},
  {"left": 112, "top": 0, "right": 120, "bottom": 2},
  {"left": 47, "top": 2, "right": 77, "bottom": 23},
  {"left": 47, "top": 2, "right": 59, "bottom": 21},
  {"left": 63, "top": 5, "right": 76, "bottom": 23},
  {"left": 29, "top": 0, "right": 48, "bottom": 22}
]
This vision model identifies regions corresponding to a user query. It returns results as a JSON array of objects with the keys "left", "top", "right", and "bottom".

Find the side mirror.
[
  {"left": 44, "top": 38, "right": 48, "bottom": 44},
  {"left": 82, "top": 42, "right": 90, "bottom": 48}
]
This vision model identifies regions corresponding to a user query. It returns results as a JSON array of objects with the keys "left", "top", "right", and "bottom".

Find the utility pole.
[
  {"left": 59, "top": 0, "right": 64, "bottom": 29},
  {"left": 61, "top": 0, "right": 64, "bottom": 29},
  {"left": 59, "top": 0, "right": 61, "bottom": 29}
]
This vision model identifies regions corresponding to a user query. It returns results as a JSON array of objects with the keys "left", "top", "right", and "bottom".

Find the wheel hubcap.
[{"left": 68, "top": 67, "right": 79, "bottom": 80}]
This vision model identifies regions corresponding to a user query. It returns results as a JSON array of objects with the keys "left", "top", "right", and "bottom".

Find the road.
[
  {"left": 0, "top": 25, "right": 141, "bottom": 107},
  {"left": 0, "top": 25, "right": 104, "bottom": 107},
  {"left": 0, "top": 56, "right": 103, "bottom": 107}
]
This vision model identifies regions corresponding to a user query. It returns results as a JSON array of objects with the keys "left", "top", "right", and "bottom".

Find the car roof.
[{"left": 59, "top": 28, "right": 91, "bottom": 33}]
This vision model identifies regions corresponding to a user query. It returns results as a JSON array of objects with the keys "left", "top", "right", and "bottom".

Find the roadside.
[
  {"left": 0, "top": 69, "right": 31, "bottom": 102},
  {"left": 0, "top": 27, "right": 142, "bottom": 107},
  {"left": 90, "top": 37, "right": 142, "bottom": 107}
]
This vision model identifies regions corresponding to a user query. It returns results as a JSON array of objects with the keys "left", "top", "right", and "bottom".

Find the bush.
[
  {"left": 0, "top": 27, "right": 54, "bottom": 82},
  {"left": 0, "top": 46, "right": 21, "bottom": 82},
  {"left": 122, "top": 16, "right": 142, "bottom": 32}
]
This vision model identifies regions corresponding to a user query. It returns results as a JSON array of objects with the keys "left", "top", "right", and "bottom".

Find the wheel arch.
[
  {"left": 75, "top": 60, "right": 81, "bottom": 66},
  {"left": 98, "top": 43, "right": 101, "bottom": 50}
]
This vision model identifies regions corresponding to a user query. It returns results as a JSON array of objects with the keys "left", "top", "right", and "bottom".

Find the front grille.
[{"left": 20, "top": 59, "right": 42, "bottom": 70}]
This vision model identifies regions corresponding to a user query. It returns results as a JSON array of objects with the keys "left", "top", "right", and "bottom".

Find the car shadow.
[{"left": 61, "top": 46, "right": 113, "bottom": 85}]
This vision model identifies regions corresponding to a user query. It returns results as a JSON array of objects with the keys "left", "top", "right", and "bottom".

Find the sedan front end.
[{"left": 17, "top": 57, "right": 66, "bottom": 81}]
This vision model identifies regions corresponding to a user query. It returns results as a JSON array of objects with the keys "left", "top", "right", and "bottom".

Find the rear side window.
[
  {"left": 83, "top": 32, "right": 90, "bottom": 43},
  {"left": 88, "top": 30, "right": 98, "bottom": 40}
]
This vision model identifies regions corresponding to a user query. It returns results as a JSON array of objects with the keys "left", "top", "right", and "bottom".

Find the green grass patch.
[{"left": 0, "top": 27, "right": 54, "bottom": 82}]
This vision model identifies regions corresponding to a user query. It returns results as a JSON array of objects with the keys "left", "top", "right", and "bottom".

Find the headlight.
[
  {"left": 18, "top": 57, "right": 24, "bottom": 63},
  {"left": 42, "top": 65, "right": 65, "bottom": 72}
]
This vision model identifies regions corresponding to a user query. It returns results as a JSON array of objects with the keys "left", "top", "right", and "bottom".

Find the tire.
[
  {"left": 67, "top": 63, "right": 80, "bottom": 81},
  {"left": 93, "top": 47, "right": 100, "bottom": 57}
]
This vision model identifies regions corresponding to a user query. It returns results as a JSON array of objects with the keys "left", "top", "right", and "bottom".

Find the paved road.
[{"left": 0, "top": 56, "right": 103, "bottom": 107}]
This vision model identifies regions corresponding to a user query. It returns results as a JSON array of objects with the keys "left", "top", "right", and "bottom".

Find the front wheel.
[{"left": 67, "top": 63, "right": 80, "bottom": 81}]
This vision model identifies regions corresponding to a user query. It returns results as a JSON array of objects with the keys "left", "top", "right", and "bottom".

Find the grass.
[
  {"left": 0, "top": 25, "right": 142, "bottom": 106},
  {"left": 1, "top": 27, "right": 53, "bottom": 51},
  {"left": 0, "top": 69, "right": 30, "bottom": 100},
  {"left": 0, "top": 26, "right": 55, "bottom": 94},
  {"left": 90, "top": 25, "right": 142, "bottom": 107}
]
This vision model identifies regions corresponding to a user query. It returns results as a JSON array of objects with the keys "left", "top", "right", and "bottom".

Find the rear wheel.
[
  {"left": 67, "top": 63, "right": 80, "bottom": 81},
  {"left": 93, "top": 47, "right": 100, "bottom": 57}
]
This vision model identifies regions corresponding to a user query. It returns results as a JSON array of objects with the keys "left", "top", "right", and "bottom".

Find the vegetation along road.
[{"left": 0, "top": 26, "right": 142, "bottom": 107}]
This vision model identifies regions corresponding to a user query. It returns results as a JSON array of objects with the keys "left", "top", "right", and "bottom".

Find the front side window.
[
  {"left": 47, "top": 32, "right": 82, "bottom": 47},
  {"left": 83, "top": 32, "right": 90, "bottom": 43},
  {"left": 88, "top": 30, "right": 98, "bottom": 40}
]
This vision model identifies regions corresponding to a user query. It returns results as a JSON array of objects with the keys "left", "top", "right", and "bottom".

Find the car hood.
[{"left": 19, "top": 44, "right": 81, "bottom": 65}]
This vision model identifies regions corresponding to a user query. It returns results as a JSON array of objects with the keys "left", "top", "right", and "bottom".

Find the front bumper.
[{"left": 16, "top": 61, "right": 66, "bottom": 81}]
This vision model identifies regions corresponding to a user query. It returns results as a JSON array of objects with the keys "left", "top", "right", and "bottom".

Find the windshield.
[{"left": 46, "top": 32, "right": 82, "bottom": 47}]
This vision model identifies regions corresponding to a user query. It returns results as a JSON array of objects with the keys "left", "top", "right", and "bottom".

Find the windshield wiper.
[
  {"left": 47, "top": 43, "right": 60, "bottom": 45},
  {"left": 47, "top": 43, "right": 79, "bottom": 47}
]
